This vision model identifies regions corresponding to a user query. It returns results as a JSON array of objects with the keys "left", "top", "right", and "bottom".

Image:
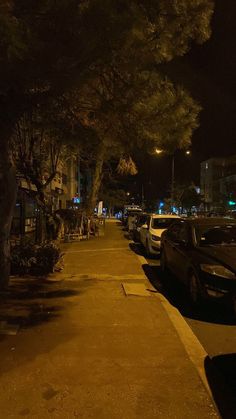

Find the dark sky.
[{"left": 130, "top": 0, "right": 236, "bottom": 202}]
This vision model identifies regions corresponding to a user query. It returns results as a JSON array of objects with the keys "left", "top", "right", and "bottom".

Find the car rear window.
[
  {"left": 151, "top": 218, "right": 178, "bottom": 229},
  {"left": 196, "top": 225, "right": 236, "bottom": 246}
]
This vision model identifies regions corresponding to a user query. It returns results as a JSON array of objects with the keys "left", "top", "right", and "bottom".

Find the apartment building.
[
  {"left": 200, "top": 155, "right": 236, "bottom": 211},
  {"left": 11, "top": 155, "right": 83, "bottom": 242}
]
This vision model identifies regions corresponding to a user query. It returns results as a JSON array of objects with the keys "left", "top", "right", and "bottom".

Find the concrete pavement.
[{"left": 0, "top": 220, "right": 219, "bottom": 418}]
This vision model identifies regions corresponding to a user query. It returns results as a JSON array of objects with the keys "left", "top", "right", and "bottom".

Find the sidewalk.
[{"left": 0, "top": 220, "right": 219, "bottom": 418}]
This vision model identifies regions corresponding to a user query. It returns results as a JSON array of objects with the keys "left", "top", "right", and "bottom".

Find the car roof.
[
  {"left": 151, "top": 214, "right": 180, "bottom": 218},
  {"left": 180, "top": 217, "right": 236, "bottom": 226}
]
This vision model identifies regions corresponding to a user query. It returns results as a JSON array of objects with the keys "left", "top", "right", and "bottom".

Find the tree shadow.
[
  {"left": 0, "top": 304, "right": 62, "bottom": 328},
  {"left": 205, "top": 354, "right": 236, "bottom": 419},
  {"left": 0, "top": 276, "right": 94, "bottom": 331},
  {"left": 0, "top": 275, "right": 97, "bottom": 377}
]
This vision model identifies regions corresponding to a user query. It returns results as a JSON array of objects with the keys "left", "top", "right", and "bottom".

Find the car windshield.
[
  {"left": 195, "top": 225, "right": 236, "bottom": 246},
  {"left": 151, "top": 218, "right": 177, "bottom": 229}
]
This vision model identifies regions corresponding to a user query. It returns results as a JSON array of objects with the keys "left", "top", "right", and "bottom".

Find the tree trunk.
[
  {"left": 87, "top": 143, "right": 105, "bottom": 215},
  {"left": 0, "top": 140, "right": 17, "bottom": 288}
]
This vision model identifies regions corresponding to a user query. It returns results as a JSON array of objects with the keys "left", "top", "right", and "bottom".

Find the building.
[
  {"left": 200, "top": 155, "right": 236, "bottom": 212},
  {"left": 11, "top": 154, "right": 85, "bottom": 242}
]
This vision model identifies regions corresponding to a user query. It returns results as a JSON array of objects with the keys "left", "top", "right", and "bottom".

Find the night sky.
[{"left": 130, "top": 0, "right": 236, "bottom": 203}]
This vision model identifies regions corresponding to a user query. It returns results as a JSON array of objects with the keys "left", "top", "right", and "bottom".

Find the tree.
[
  {"left": 64, "top": 69, "right": 201, "bottom": 213},
  {"left": 180, "top": 185, "right": 202, "bottom": 213},
  {"left": 0, "top": 0, "right": 214, "bottom": 286},
  {"left": 11, "top": 108, "right": 68, "bottom": 239}
]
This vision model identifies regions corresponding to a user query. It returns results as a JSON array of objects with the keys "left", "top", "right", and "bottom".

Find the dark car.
[{"left": 160, "top": 218, "right": 236, "bottom": 315}]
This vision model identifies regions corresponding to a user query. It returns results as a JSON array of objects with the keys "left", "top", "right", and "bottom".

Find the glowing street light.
[{"left": 154, "top": 147, "right": 192, "bottom": 209}]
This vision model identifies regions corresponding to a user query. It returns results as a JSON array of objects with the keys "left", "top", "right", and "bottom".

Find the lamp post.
[{"left": 155, "top": 148, "right": 191, "bottom": 210}]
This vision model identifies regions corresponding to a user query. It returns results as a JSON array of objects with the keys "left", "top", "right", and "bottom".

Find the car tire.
[{"left": 188, "top": 272, "right": 203, "bottom": 307}]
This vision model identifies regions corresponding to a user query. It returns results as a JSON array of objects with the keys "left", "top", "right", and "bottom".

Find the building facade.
[
  {"left": 200, "top": 155, "right": 236, "bottom": 212},
  {"left": 11, "top": 155, "right": 85, "bottom": 242}
]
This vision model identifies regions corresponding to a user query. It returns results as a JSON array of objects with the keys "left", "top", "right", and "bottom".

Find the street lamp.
[
  {"left": 155, "top": 148, "right": 191, "bottom": 209},
  {"left": 155, "top": 148, "right": 163, "bottom": 155}
]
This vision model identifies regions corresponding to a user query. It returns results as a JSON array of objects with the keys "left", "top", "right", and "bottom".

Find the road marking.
[{"left": 66, "top": 247, "right": 129, "bottom": 254}]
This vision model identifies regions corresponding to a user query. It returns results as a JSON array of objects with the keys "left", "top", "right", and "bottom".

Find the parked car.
[
  {"left": 132, "top": 213, "right": 150, "bottom": 242},
  {"left": 140, "top": 214, "right": 180, "bottom": 256},
  {"left": 122, "top": 207, "right": 142, "bottom": 229},
  {"left": 160, "top": 217, "right": 236, "bottom": 315}
]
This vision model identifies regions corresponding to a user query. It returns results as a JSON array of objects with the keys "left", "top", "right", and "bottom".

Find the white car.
[{"left": 140, "top": 214, "right": 180, "bottom": 256}]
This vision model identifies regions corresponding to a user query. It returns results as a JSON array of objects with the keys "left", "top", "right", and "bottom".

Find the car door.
[
  {"left": 163, "top": 222, "right": 182, "bottom": 269},
  {"left": 168, "top": 222, "right": 191, "bottom": 280}
]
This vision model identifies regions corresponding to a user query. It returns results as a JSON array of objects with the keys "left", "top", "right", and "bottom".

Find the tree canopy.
[{"left": 0, "top": 0, "right": 215, "bottom": 285}]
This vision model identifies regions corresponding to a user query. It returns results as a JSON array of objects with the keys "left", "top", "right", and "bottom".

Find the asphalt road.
[{"left": 130, "top": 241, "right": 236, "bottom": 406}]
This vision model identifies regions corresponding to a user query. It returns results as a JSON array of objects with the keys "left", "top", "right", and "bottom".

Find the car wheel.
[{"left": 188, "top": 272, "right": 203, "bottom": 307}]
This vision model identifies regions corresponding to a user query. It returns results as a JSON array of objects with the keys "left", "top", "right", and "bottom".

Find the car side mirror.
[{"left": 142, "top": 223, "right": 148, "bottom": 229}]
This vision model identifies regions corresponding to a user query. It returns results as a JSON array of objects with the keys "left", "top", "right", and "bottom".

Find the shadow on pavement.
[
  {"left": 129, "top": 242, "right": 144, "bottom": 256},
  {"left": 0, "top": 275, "right": 97, "bottom": 377},
  {"left": 129, "top": 241, "right": 160, "bottom": 260},
  {"left": 205, "top": 355, "right": 236, "bottom": 419},
  {"left": 0, "top": 303, "right": 62, "bottom": 328},
  {"left": 0, "top": 276, "right": 91, "bottom": 331}
]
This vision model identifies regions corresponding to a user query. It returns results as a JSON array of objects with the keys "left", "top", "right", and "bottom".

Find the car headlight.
[
  {"left": 200, "top": 264, "right": 235, "bottom": 279},
  {"left": 151, "top": 235, "right": 161, "bottom": 241}
]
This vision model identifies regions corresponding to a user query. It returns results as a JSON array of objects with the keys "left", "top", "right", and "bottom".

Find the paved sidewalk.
[{"left": 0, "top": 220, "right": 219, "bottom": 418}]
